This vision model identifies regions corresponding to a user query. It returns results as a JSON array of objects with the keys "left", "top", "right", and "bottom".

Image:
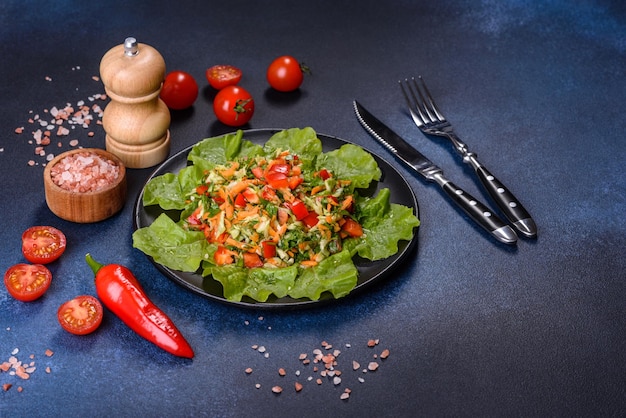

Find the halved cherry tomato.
[
  {"left": 160, "top": 70, "right": 199, "bottom": 110},
  {"left": 243, "top": 252, "right": 264, "bottom": 268},
  {"left": 22, "top": 226, "right": 66, "bottom": 265},
  {"left": 267, "top": 55, "right": 308, "bottom": 92},
  {"left": 206, "top": 65, "right": 242, "bottom": 90},
  {"left": 4, "top": 263, "right": 52, "bottom": 302},
  {"left": 57, "top": 295, "right": 103, "bottom": 335}
]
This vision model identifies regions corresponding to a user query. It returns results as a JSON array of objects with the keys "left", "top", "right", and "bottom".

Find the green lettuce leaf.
[
  {"left": 288, "top": 250, "right": 358, "bottom": 300},
  {"left": 208, "top": 265, "right": 298, "bottom": 302},
  {"left": 316, "top": 143, "right": 382, "bottom": 189},
  {"left": 356, "top": 188, "right": 420, "bottom": 260},
  {"left": 263, "top": 127, "right": 323, "bottom": 159},
  {"left": 142, "top": 165, "right": 204, "bottom": 210},
  {"left": 132, "top": 213, "right": 208, "bottom": 272},
  {"left": 188, "top": 130, "right": 263, "bottom": 171}
]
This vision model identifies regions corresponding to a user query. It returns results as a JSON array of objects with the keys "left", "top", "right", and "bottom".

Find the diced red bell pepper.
[
  {"left": 261, "top": 241, "right": 277, "bottom": 258},
  {"left": 265, "top": 171, "right": 289, "bottom": 189},
  {"left": 302, "top": 212, "right": 319, "bottom": 228},
  {"left": 286, "top": 199, "right": 309, "bottom": 220}
]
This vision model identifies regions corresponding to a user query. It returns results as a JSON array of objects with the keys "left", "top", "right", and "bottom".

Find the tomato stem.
[{"left": 85, "top": 253, "right": 104, "bottom": 275}]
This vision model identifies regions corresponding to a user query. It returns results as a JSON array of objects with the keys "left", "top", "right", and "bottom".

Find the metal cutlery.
[
  {"left": 399, "top": 76, "right": 537, "bottom": 238},
  {"left": 353, "top": 100, "right": 518, "bottom": 245}
]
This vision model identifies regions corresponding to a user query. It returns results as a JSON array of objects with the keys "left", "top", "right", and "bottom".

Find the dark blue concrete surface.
[{"left": 1, "top": 1, "right": 624, "bottom": 416}]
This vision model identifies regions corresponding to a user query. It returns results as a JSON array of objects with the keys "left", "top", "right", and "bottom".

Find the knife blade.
[{"left": 353, "top": 100, "right": 517, "bottom": 245}]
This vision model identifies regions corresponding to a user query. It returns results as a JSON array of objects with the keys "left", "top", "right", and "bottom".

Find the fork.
[{"left": 399, "top": 76, "right": 537, "bottom": 238}]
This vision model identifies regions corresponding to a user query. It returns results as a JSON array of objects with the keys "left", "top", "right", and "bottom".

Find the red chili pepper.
[{"left": 85, "top": 253, "right": 194, "bottom": 358}]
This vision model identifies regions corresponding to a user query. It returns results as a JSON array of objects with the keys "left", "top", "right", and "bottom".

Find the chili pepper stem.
[{"left": 85, "top": 253, "right": 104, "bottom": 275}]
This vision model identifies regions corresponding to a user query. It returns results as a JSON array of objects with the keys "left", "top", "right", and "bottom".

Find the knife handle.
[
  {"left": 440, "top": 180, "right": 518, "bottom": 245},
  {"left": 473, "top": 164, "right": 537, "bottom": 238}
]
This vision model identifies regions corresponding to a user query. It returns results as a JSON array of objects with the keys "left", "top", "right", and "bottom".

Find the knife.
[{"left": 353, "top": 100, "right": 518, "bottom": 245}]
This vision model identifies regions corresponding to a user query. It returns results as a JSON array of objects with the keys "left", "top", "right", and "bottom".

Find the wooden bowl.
[{"left": 43, "top": 148, "right": 127, "bottom": 223}]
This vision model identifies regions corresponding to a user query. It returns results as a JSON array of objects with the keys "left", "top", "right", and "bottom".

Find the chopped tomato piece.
[
  {"left": 265, "top": 171, "right": 289, "bottom": 189},
  {"left": 318, "top": 169, "right": 331, "bottom": 180},
  {"left": 288, "top": 176, "right": 303, "bottom": 190},
  {"left": 214, "top": 246, "right": 235, "bottom": 265},
  {"left": 4, "top": 263, "right": 52, "bottom": 302},
  {"left": 287, "top": 199, "right": 309, "bottom": 220},
  {"left": 242, "top": 187, "right": 259, "bottom": 204},
  {"left": 261, "top": 185, "right": 278, "bottom": 202},
  {"left": 341, "top": 218, "right": 364, "bottom": 237},
  {"left": 261, "top": 241, "right": 277, "bottom": 258},
  {"left": 268, "top": 162, "right": 289, "bottom": 174},
  {"left": 243, "top": 252, "right": 264, "bottom": 268},
  {"left": 57, "top": 295, "right": 103, "bottom": 335},
  {"left": 196, "top": 184, "right": 209, "bottom": 195},
  {"left": 21, "top": 226, "right": 66, "bottom": 264},
  {"left": 234, "top": 192, "right": 247, "bottom": 207},
  {"left": 251, "top": 166, "right": 265, "bottom": 180},
  {"left": 302, "top": 212, "right": 319, "bottom": 228}
]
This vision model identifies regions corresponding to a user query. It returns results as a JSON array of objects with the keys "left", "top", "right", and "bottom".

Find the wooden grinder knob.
[{"left": 100, "top": 37, "right": 171, "bottom": 168}]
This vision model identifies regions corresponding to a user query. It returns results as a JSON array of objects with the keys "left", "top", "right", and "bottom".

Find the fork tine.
[
  {"left": 415, "top": 76, "right": 445, "bottom": 122},
  {"left": 399, "top": 78, "right": 428, "bottom": 126}
]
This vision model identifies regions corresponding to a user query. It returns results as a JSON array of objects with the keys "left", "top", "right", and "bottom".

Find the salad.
[{"left": 132, "top": 128, "right": 419, "bottom": 302}]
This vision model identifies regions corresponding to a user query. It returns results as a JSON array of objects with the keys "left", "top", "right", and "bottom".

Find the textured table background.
[{"left": 1, "top": 1, "right": 624, "bottom": 416}]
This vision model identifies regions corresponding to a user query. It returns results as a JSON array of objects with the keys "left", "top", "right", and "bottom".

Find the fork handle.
[
  {"left": 473, "top": 164, "right": 537, "bottom": 238},
  {"left": 438, "top": 179, "right": 518, "bottom": 245}
]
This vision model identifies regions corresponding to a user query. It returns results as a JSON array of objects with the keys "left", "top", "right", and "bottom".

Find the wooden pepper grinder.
[{"left": 100, "top": 37, "right": 171, "bottom": 168}]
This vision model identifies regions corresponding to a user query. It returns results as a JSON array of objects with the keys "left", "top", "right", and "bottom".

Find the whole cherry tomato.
[
  {"left": 266, "top": 56, "right": 308, "bottom": 92},
  {"left": 57, "top": 295, "right": 104, "bottom": 335},
  {"left": 213, "top": 85, "right": 255, "bottom": 126},
  {"left": 22, "top": 226, "right": 66, "bottom": 264},
  {"left": 206, "top": 65, "right": 242, "bottom": 90},
  {"left": 160, "top": 70, "right": 199, "bottom": 110},
  {"left": 4, "top": 263, "right": 52, "bottom": 302}
]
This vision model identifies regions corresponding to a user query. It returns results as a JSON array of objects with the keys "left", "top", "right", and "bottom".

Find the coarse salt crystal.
[{"left": 50, "top": 151, "right": 120, "bottom": 193}]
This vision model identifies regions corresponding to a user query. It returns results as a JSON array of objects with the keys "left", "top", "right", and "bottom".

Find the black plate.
[{"left": 133, "top": 129, "right": 419, "bottom": 310}]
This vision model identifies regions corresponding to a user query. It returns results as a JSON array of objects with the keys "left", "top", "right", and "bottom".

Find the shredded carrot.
[
  {"left": 311, "top": 185, "right": 325, "bottom": 195},
  {"left": 226, "top": 237, "right": 247, "bottom": 250},
  {"left": 219, "top": 161, "right": 240, "bottom": 178},
  {"left": 340, "top": 195, "right": 353, "bottom": 211},
  {"left": 229, "top": 179, "right": 251, "bottom": 196}
]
